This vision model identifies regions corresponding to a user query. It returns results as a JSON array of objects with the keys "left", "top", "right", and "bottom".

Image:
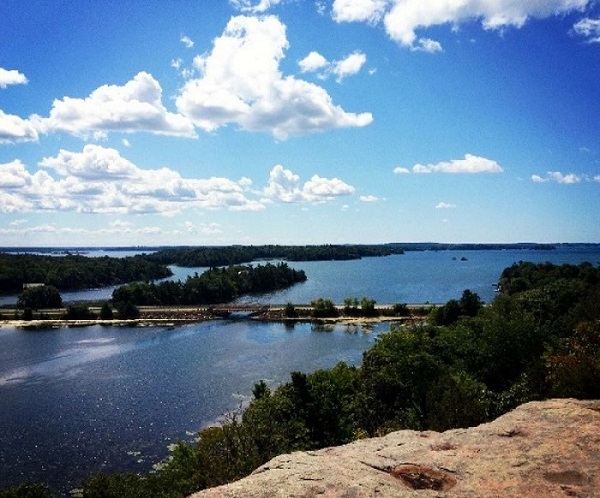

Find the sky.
[{"left": 1, "top": 0, "right": 599, "bottom": 247}]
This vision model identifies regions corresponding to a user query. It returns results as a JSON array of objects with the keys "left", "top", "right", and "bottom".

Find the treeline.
[
  {"left": 0, "top": 254, "right": 172, "bottom": 294},
  {"left": 4, "top": 261, "right": 599, "bottom": 498},
  {"left": 145, "top": 244, "right": 402, "bottom": 267},
  {"left": 498, "top": 260, "right": 599, "bottom": 295},
  {"left": 386, "top": 242, "right": 556, "bottom": 252},
  {"left": 112, "top": 263, "right": 307, "bottom": 306}
]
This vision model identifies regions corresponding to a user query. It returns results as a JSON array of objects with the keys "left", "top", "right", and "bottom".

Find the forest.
[
  {"left": 2, "top": 260, "right": 599, "bottom": 498},
  {"left": 0, "top": 253, "right": 171, "bottom": 294},
  {"left": 145, "top": 244, "right": 403, "bottom": 267},
  {"left": 111, "top": 262, "right": 307, "bottom": 306}
]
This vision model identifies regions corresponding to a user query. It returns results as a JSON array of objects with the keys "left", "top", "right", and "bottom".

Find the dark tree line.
[
  {"left": 0, "top": 253, "right": 172, "bottom": 294},
  {"left": 112, "top": 263, "right": 307, "bottom": 306},
  {"left": 145, "top": 244, "right": 403, "bottom": 267}
]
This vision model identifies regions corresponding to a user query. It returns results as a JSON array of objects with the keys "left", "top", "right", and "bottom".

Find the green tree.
[
  {"left": 360, "top": 297, "right": 377, "bottom": 317},
  {"left": 100, "top": 303, "right": 114, "bottom": 320},
  {"left": 116, "top": 301, "right": 140, "bottom": 319},
  {"left": 310, "top": 298, "right": 338, "bottom": 318},
  {"left": 0, "top": 483, "right": 54, "bottom": 498},
  {"left": 284, "top": 302, "right": 298, "bottom": 318},
  {"left": 17, "top": 285, "right": 62, "bottom": 309}
]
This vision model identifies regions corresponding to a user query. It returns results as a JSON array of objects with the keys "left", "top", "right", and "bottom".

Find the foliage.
[
  {"left": 17, "top": 285, "right": 62, "bottom": 309},
  {"left": 310, "top": 298, "right": 339, "bottom": 318},
  {"left": 146, "top": 245, "right": 403, "bottom": 267},
  {"left": 430, "top": 289, "right": 482, "bottom": 326},
  {"left": 0, "top": 253, "right": 171, "bottom": 294},
  {"left": 100, "top": 303, "right": 114, "bottom": 320},
  {"left": 112, "top": 263, "right": 306, "bottom": 306},
  {"left": 116, "top": 301, "right": 140, "bottom": 319},
  {"left": 63, "top": 305, "right": 96, "bottom": 320},
  {"left": 0, "top": 483, "right": 54, "bottom": 498},
  {"left": 284, "top": 302, "right": 298, "bottom": 318}
]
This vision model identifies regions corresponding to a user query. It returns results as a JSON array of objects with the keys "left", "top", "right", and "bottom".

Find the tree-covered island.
[{"left": 112, "top": 262, "right": 307, "bottom": 306}]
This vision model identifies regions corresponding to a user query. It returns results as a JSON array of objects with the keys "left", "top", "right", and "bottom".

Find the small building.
[{"left": 23, "top": 283, "right": 45, "bottom": 290}]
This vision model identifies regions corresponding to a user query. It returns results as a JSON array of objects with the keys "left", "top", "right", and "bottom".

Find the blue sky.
[{"left": 1, "top": 0, "right": 599, "bottom": 246}]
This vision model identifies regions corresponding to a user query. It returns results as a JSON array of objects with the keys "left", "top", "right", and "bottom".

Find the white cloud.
[
  {"left": 413, "top": 38, "right": 443, "bottom": 53},
  {"left": 35, "top": 72, "right": 196, "bottom": 139},
  {"left": 332, "top": 51, "right": 367, "bottom": 81},
  {"left": 360, "top": 194, "right": 379, "bottom": 202},
  {"left": 532, "top": 171, "right": 584, "bottom": 184},
  {"left": 298, "top": 50, "right": 367, "bottom": 81},
  {"left": 0, "top": 148, "right": 357, "bottom": 216},
  {"left": 299, "top": 51, "right": 329, "bottom": 73},
  {"left": 122, "top": 138, "right": 131, "bottom": 147},
  {"left": 393, "top": 166, "right": 410, "bottom": 174},
  {"left": 573, "top": 17, "right": 600, "bottom": 43},
  {"left": 0, "top": 145, "right": 260, "bottom": 215},
  {"left": 412, "top": 154, "right": 503, "bottom": 174},
  {"left": 332, "top": 0, "right": 390, "bottom": 24},
  {"left": 0, "top": 109, "right": 38, "bottom": 143},
  {"left": 175, "top": 15, "right": 372, "bottom": 139},
  {"left": 180, "top": 34, "right": 195, "bottom": 48},
  {"left": 435, "top": 201, "right": 456, "bottom": 209},
  {"left": 0, "top": 68, "right": 28, "bottom": 88},
  {"left": 333, "top": 0, "right": 592, "bottom": 51},
  {"left": 594, "top": 175, "right": 600, "bottom": 182},
  {"left": 263, "top": 164, "right": 355, "bottom": 202},
  {"left": 230, "top": 0, "right": 282, "bottom": 13}
]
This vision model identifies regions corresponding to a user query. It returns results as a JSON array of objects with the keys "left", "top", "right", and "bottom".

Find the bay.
[{"left": 0, "top": 320, "right": 385, "bottom": 495}]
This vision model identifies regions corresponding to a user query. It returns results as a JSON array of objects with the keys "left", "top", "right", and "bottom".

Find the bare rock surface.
[{"left": 191, "top": 399, "right": 600, "bottom": 498}]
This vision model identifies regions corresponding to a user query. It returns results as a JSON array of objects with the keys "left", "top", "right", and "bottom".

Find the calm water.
[
  {"left": 1, "top": 246, "right": 600, "bottom": 494},
  {"left": 0, "top": 320, "right": 386, "bottom": 494}
]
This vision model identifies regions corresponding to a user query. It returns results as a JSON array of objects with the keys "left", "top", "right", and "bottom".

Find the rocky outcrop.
[{"left": 191, "top": 399, "right": 600, "bottom": 498}]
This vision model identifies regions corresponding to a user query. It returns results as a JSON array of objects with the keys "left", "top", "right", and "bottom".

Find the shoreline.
[{"left": 0, "top": 304, "right": 432, "bottom": 329}]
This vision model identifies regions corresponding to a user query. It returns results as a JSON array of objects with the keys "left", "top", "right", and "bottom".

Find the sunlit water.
[
  {"left": 1, "top": 246, "right": 600, "bottom": 494},
  {"left": 0, "top": 320, "right": 386, "bottom": 494}
]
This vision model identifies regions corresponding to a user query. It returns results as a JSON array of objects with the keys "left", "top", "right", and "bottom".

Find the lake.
[
  {"left": 1, "top": 245, "right": 600, "bottom": 494},
  {"left": 0, "top": 320, "right": 388, "bottom": 495},
  {"left": 3, "top": 245, "right": 600, "bottom": 306}
]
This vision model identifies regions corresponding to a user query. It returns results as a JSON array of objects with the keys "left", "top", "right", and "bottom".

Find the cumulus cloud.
[
  {"left": 175, "top": 15, "right": 372, "bottom": 139},
  {"left": 360, "top": 195, "right": 379, "bottom": 202},
  {"left": 299, "top": 51, "right": 329, "bottom": 73},
  {"left": 0, "top": 145, "right": 260, "bottom": 215},
  {"left": 333, "top": 0, "right": 592, "bottom": 51},
  {"left": 332, "top": 51, "right": 368, "bottom": 81},
  {"left": 531, "top": 171, "right": 584, "bottom": 184},
  {"left": 393, "top": 166, "right": 410, "bottom": 174},
  {"left": 0, "top": 109, "right": 38, "bottom": 143},
  {"left": 0, "top": 68, "right": 28, "bottom": 88},
  {"left": 573, "top": 17, "right": 600, "bottom": 43},
  {"left": 35, "top": 72, "right": 196, "bottom": 139},
  {"left": 435, "top": 201, "right": 456, "bottom": 209},
  {"left": 0, "top": 147, "right": 357, "bottom": 215},
  {"left": 263, "top": 164, "right": 355, "bottom": 202},
  {"left": 299, "top": 50, "right": 367, "bottom": 81},
  {"left": 412, "top": 154, "right": 503, "bottom": 174}
]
